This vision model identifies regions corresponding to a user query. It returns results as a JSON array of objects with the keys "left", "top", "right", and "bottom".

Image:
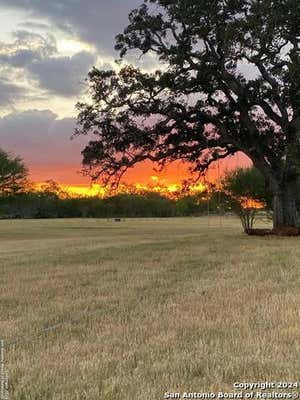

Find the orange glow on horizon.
[
  {"left": 34, "top": 182, "right": 107, "bottom": 198},
  {"left": 28, "top": 153, "right": 251, "bottom": 187},
  {"left": 33, "top": 179, "right": 207, "bottom": 199},
  {"left": 32, "top": 181, "right": 265, "bottom": 211},
  {"left": 61, "top": 184, "right": 106, "bottom": 197},
  {"left": 28, "top": 152, "right": 252, "bottom": 200}
]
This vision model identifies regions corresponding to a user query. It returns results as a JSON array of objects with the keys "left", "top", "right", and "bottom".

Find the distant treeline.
[
  {"left": 0, "top": 147, "right": 270, "bottom": 225},
  {"left": 0, "top": 191, "right": 225, "bottom": 219}
]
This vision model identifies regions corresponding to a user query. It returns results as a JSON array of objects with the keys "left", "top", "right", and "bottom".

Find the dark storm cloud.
[
  {"left": 0, "top": 49, "right": 41, "bottom": 67},
  {"left": 2, "top": 0, "right": 142, "bottom": 53},
  {"left": 28, "top": 51, "right": 97, "bottom": 96},
  {"left": 7, "top": 30, "right": 57, "bottom": 56},
  {"left": 0, "top": 109, "right": 86, "bottom": 166},
  {"left": 0, "top": 30, "right": 96, "bottom": 97},
  {"left": 0, "top": 78, "right": 25, "bottom": 107},
  {"left": 0, "top": 30, "right": 57, "bottom": 65}
]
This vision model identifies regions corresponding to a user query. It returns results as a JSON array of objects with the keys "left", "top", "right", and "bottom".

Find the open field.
[{"left": 0, "top": 217, "right": 299, "bottom": 399}]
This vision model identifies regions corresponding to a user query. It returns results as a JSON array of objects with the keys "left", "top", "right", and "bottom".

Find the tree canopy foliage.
[
  {"left": 221, "top": 167, "right": 270, "bottom": 231},
  {"left": 222, "top": 167, "right": 271, "bottom": 206},
  {"left": 0, "top": 148, "right": 28, "bottom": 195}
]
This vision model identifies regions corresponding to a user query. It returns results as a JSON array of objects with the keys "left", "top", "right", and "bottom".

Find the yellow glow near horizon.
[
  {"left": 190, "top": 183, "right": 206, "bottom": 192},
  {"left": 62, "top": 184, "right": 106, "bottom": 197},
  {"left": 33, "top": 179, "right": 207, "bottom": 198},
  {"left": 167, "top": 184, "right": 180, "bottom": 193},
  {"left": 34, "top": 182, "right": 106, "bottom": 198}
]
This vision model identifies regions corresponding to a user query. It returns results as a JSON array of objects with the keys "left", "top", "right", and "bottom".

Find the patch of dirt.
[
  {"left": 245, "top": 228, "right": 273, "bottom": 236},
  {"left": 246, "top": 226, "right": 300, "bottom": 236}
]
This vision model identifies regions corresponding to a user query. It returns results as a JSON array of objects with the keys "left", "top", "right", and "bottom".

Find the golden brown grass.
[{"left": 0, "top": 217, "right": 299, "bottom": 399}]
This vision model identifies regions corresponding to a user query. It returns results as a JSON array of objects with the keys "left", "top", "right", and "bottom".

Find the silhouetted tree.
[
  {"left": 0, "top": 148, "right": 28, "bottom": 195},
  {"left": 222, "top": 167, "right": 271, "bottom": 232},
  {"left": 40, "top": 180, "right": 68, "bottom": 199},
  {"left": 76, "top": 0, "right": 300, "bottom": 229},
  {"left": 223, "top": 167, "right": 272, "bottom": 207}
]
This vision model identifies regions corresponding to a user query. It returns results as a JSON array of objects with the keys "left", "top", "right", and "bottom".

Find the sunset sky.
[{"left": 0, "top": 1, "right": 249, "bottom": 188}]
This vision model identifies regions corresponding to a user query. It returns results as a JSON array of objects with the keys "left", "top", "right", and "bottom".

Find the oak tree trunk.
[{"left": 273, "top": 183, "right": 300, "bottom": 228}]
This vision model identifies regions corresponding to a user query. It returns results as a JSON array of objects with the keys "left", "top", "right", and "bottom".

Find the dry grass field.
[{"left": 0, "top": 217, "right": 299, "bottom": 399}]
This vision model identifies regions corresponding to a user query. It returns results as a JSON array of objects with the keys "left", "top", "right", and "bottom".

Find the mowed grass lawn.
[{"left": 0, "top": 217, "right": 299, "bottom": 399}]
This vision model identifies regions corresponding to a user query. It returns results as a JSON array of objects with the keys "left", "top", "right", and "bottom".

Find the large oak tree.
[{"left": 76, "top": 0, "right": 300, "bottom": 228}]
